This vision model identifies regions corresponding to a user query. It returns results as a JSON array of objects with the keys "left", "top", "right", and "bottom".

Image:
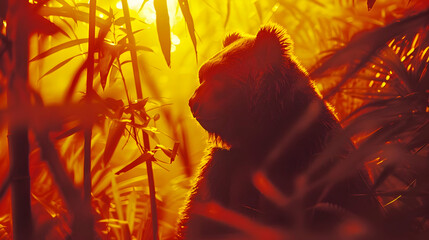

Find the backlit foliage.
[{"left": 0, "top": 0, "right": 428, "bottom": 239}]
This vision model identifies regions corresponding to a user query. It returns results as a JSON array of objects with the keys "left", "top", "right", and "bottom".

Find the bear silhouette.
[{"left": 177, "top": 24, "right": 382, "bottom": 239}]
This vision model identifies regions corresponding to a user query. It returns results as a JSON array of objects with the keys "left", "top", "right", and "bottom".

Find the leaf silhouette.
[
  {"left": 138, "top": 0, "right": 149, "bottom": 13},
  {"left": 31, "top": 38, "right": 88, "bottom": 61},
  {"left": 178, "top": 0, "right": 197, "bottom": 61},
  {"left": 99, "top": 42, "right": 118, "bottom": 90},
  {"left": 115, "top": 152, "right": 154, "bottom": 175},
  {"left": 310, "top": 8, "right": 429, "bottom": 99},
  {"left": 75, "top": 3, "right": 113, "bottom": 17},
  {"left": 170, "top": 142, "right": 179, "bottom": 163},
  {"left": 41, "top": 53, "right": 84, "bottom": 78},
  {"left": 39, "top": 6, "right": 110, "bottom": 27},
  {"left": 104, "top": 108, "right": 126, "bottom": 166},
  {"left": 154, "top": 0, "right": 171, "bottom": 67}
]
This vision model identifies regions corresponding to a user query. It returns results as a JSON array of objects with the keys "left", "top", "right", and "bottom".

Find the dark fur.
[{"left": 178, "top": 25, "right": 382, "bottom": 239}]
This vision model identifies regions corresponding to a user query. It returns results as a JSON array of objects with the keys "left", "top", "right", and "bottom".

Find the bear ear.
[
  {"left": 254, "top": 24, "right": 291, "bottom": 67},
  {"left": 223, "top": 32, "right": 242, "bottom": 47}
]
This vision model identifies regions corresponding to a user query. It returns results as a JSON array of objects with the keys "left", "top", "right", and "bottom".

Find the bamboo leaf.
[
  {"left": 55, "top": 125, "right": 83, "bottom": 140},
  {"left": 39, "top": 6, "right": 110, "bottom": 27},
  {"left": 138, "top": 0, "right": 149, "bottom": 13},
  {"left": 41, "top": 53, "right": 84, "bottom": 78},
  {"left": 127, "top": 45, "right": 154, "bottom": 53},
  {"left": 99, "top": 44, "right": 116, "bottom": 90},
  {"left": 154, "top": 0, "right": 171, "bottom": 67},
  {"left": 104, "top": 109, "right": 126, "bottom": 165},
  {"left": 178, "top": 0, "right": 197, "bottom": 61},
  {"left": 29, "top": 9, "right": 69, "bottom": 37},
  {"left": 115, "top": 152, "right": 154, "bottom": 175},
  {"left": 310, "top": 8, "right": 429, "bottom": 99},
  {"left": 64, "top": 58, "right": 88, "bottom": 103},
  {"left": 154, "top": 144, "right": 172, "bottom": 157},
  {"left": 115, "top": 16, "right": 137, "bottom": 26},
  {"left": 75, "top": 3, "right": 112, "bottom": 17},
  {"left": 170, "top": 142, "right": 179, "bottom": 163},
  {"left": 31, "top": 38, "right": 87, "bottom": 61}
]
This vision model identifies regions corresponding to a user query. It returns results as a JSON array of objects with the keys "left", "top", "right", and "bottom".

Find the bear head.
[{"left": 189, "top": 25, "right": 312, "bottom": 148}]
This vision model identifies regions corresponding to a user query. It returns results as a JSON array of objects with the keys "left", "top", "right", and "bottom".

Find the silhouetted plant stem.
[
  {"left": 7, "top": 0, "right": 33, "bottom": 239},
  {"left": 121, "top": 0, "right": 159, "bottom": 239},
  {"left": 85, "top": 0, "right": 96, "bottom": 203},
  {"left": 82, "top": 0, "right": 96, "bottom": 239},
  {"left": 121, "top": 0, "right": 143, "bottom": 99}
]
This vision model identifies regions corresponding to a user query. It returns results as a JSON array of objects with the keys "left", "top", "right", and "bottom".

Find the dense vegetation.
[{"left": 0, "top": 0, "right": 427, "bottom": 239}]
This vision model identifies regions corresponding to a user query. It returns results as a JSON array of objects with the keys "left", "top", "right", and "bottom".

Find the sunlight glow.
[
  {"left": 171, "top": 33, "right": 180, "bottom": 45},
  {"left": 116, "top": 0, "right": 181, "bottom": 26},
  {"left": 1, "top": 21, "right": 5, "bottom": 35},
  {"left": 116, "top": 0, "right": 143, "bottom": 10},
  {"left": 170, "top": 33, "right": 180, "bottom": 53}
]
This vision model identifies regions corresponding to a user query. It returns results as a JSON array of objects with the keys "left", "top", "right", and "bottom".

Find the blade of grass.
[
  {"left": 30, "top": 38, "right": 88, "bottom": 61},
  {"left": 121, "top": 0, "right": 143, "bottom": 99},
  {"left": 154, "top": 0, "right": 171, "bottom": 67},
  {"left": 40, "top": 53, "right": 84, "bottom": 78},
  {"left": 178, "top": 0, "right": 197, "bottom": 62},
  {"left": 104, "top": 111, "right": 127, "bottom": 165}
]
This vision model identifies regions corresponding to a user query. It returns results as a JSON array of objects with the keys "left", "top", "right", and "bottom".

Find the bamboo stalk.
[
  {"left": 84, "top": 0, "right": 96, "bottom": 203},
  {"left": 81, "top": 0, "right": 96, "bottom": 238},
  {"left": 120, "top": 0, "right": 143, "bottom": 100},
  {"left": 7, "top": 0, "right": 33, "bottom": 239},
  {"left": 120, "top": 0, "right": 159, "bottom": 239}
]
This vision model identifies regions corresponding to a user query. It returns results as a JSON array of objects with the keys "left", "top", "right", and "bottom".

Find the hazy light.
[
  {"left": 116, "top": 0, "right": 143, "bottom": 10},
  {"left": 171, "top": 33, "right": 180, "bottom": 45},
  {"left": 116, "top": 0, "right": 181, "bottom": 26}
]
